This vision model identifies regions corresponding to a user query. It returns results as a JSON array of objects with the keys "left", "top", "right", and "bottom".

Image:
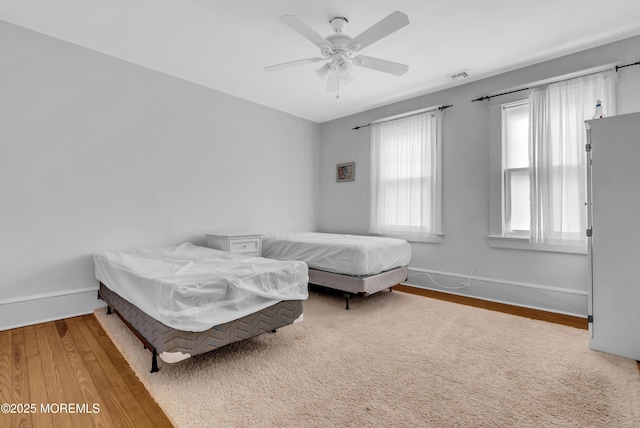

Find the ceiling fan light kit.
[{"left": 264, "top": 11, "right": 410, "bottom": 98}]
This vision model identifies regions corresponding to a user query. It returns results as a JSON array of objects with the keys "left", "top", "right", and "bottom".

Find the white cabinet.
[
  {"left": 205, "top": 233, "right": 262, "bottom": 257},
  {"left": 586, "top": 112, "right": 640, "bottom": 361}
]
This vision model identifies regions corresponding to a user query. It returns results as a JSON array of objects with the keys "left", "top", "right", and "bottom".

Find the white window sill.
[
  {"left": 372, "top": 233, "right": 444, "bottom": 244},
  {"left": 487, "top": 235, "right": 587, "bottom": 254}
]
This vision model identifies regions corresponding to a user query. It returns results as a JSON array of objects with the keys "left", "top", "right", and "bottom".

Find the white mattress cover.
[
  {"left": 262, "top": 232, "right": 411, "bottom": 276},
  {"left": 94, "top": 242, "right": 308, "bottom": 332}
]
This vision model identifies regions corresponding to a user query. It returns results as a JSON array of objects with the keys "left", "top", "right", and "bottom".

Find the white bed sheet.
[
  {"left": 261, "top": 232, "right": 411, "bottom": 276},
  {"left": 94, "top": 242, "right": 308, "bottom": 332}
]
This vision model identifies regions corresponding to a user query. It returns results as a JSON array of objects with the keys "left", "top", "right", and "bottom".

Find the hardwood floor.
[
  {"left": 393, "top": 284, "right": 588, "bottom": 329},
  {"left": 0, "top": 315, "right": 173, "bottom": 428},
  {"left": 1, "top": 287, "right": 637, "bottom": 428}
]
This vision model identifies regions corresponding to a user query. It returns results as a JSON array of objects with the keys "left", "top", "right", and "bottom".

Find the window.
[
  {"left": 502, "top": 101, "right": 530, "bottom": 236},
  {"left": 369, "top": 109, "right": 443, "bottom": 242},
  {"left": 489, "top": 68, "right": 616, "bottom": 253}
]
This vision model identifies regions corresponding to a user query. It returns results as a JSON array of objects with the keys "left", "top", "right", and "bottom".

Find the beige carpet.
[{"left": 95, "top": 288, "right": 640, "bottom": 427}]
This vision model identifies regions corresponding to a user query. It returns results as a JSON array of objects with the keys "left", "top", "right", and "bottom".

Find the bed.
[
  {"left": 261, "top": 232, "right": 411, "bottom": 309},
  {"left": 93, "top": 242, "right": 308, "bottom": 372}
]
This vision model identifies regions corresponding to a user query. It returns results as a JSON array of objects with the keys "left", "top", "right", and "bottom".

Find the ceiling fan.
[{"left": 264, "top": 11, "right": 410, "bottom": 97}]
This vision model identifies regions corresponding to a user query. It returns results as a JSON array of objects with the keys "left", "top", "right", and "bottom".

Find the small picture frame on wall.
[{"left": 336, "top": 162, "right": 356, "bottom": 182}]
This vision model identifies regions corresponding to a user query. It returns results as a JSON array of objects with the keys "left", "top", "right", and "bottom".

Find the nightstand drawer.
[
  {"left": 229, "top": 238, "right": 260, "bottom": 254},
  {"left": 205, "top": 233, "right": 262, "bottom": 257}
]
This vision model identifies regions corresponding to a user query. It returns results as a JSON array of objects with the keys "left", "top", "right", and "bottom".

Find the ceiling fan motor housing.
[
  {"left": 329, "top": 16, "right": 348, "bottom": 33},
  {"left": 326, "top": 33, "right": 354, "bottom": 51},
  {"left": 327, "top": 17, "right": 360, "bottom": 52}
]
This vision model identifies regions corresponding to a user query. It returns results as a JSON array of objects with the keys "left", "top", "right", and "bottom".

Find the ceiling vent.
[{"left": 448, "top": 70, "right": 470, "bottom": 81}]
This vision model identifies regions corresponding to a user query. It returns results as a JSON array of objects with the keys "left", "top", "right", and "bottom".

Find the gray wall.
[
  {"left": 318, "top": 35, "right": 640, "bottom": 316},
  {"left": 0, "top": 21, "right": 320, "bottom": 328},
  {"left": 3, "top": 18, "right": 640, "bottom": 328}
]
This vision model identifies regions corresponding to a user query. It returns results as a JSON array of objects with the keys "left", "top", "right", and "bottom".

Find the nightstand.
[{"left": 205, "top": 233, "right": 262, "bottom": 257}]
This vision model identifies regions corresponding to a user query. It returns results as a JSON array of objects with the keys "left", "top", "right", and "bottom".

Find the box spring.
[{"left": 98, "top": 282, "right": 303, "bottom": 371}]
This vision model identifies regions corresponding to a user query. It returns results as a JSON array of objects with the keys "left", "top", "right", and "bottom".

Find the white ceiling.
[{"left": 2, "top": 0, "right": 640, "bottom": 123}]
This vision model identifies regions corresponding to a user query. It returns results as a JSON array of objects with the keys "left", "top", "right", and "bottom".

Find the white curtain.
[
  {"left": 370, "top": 110, "right": 441, "bottom": 239},
  {"left": 529, "top": 69, "right": 616, "bottom": 246}
]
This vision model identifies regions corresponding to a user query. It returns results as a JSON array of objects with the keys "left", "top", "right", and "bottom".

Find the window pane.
[
  {"left": 507, "top": 169, "right": 530, "bottom": 233},
  {"left": 370, "top": 111, "right": 441, "bottom": 239},
  {"left": 503, "top": 103, "right": 529, "bottom": 169}
]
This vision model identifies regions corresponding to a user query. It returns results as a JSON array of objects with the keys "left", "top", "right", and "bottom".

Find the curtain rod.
[
  {"left": 470, "top": 60, "right": 639, "bottom": 103},
  {"left": 351, "top": 104, "right": 452, "bottom": 131},
  {"left": 616, "top": 60, "right": 640, "bottom": 71},
  {"left": 471, "top": 88, "right": 528, "bottom": 102}
]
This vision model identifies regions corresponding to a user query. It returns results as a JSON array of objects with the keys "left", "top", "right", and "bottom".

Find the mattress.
[
  {"left": 262, "top": 232, "right": 411, "bottom": 276},
  {"left": 94, "top": 242, "right": 308, "bottom": 332}
]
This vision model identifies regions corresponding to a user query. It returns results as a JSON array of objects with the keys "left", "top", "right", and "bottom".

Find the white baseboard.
[
  {"left": 0, "top": 287, "right": 106, "bottom": 331},
  {"left": 1, "top": 270, "right": 587, "bottom": 330},
  {"left": 405, "top": 267, "right": 588, "bottom": 318}
]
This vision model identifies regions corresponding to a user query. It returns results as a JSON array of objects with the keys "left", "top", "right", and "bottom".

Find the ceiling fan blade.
[
  {"left": 350, "top": 11, "right": 409, "bottom": 51},
  {"left": 280, "top": 15, "right": 332, "bottom": 51},
  {"left": 352, "top": 55, "right": 409, "bottom": 76},
  {"left": 264, "top": 57, "right": 326, "bottom": 72}
]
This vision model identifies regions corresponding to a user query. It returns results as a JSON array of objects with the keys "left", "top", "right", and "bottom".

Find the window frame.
[
  {"left": 503, "top": 167, "right": 530, "bottom": 237},
  {"left": 500, "top": 99, "right": 531, "bottom": 238},
  {"left": 487, "top": 95, "right": 586, "bottom": 254},
  {"left": 369, "top": 108, "right": 444, "bottom": 244}
]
